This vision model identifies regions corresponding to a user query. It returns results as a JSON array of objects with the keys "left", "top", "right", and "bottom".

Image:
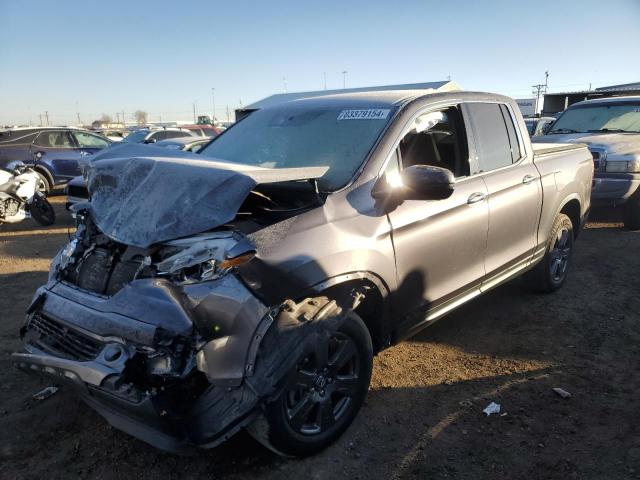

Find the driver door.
[{"left": 385, "top": 105, "right": 489, "bottom": 335}]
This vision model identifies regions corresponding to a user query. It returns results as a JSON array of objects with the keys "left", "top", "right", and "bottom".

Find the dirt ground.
[{"left": 1, "top": 197, "right": 639, "bottom": 480}]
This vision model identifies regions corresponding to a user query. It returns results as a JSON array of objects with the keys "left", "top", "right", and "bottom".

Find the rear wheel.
[
  {"left": 34, "top": 171, "right": 51, "bottom": 195},
  {"left": 250, "top": 306, "right": 373, "bottom": 457},
  {"left": 527, "top": 213, "right": 573, "bottom": 292}
]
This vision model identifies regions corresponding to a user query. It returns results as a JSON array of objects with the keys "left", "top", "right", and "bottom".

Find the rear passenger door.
[
  {"left": 464, "top": 102, "right": 542, "bottom": 285},
  {"left": 30, "top": 130, "right": 81, "bottom": 182}
]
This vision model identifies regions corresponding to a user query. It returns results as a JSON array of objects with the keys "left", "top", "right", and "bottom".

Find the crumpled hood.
[
  {"left": 86, "top": 146, "right": 328, "bottom": 248},
  {"left": 534, "top": 132, "right": 640, "bottom": 159}
]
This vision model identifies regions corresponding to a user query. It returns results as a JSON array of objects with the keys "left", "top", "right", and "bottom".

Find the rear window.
[{"left": 0, "top": 129, "right": 38, "bottom": 145}]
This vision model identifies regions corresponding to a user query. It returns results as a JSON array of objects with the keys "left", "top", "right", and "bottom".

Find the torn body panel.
[{"left": 14, "top": 295, "right": 344, "bottom": 453}]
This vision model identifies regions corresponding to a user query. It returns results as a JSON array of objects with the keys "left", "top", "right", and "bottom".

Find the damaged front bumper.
[{"left": 13, "top": 273, "right": 274, "bottom": 453}]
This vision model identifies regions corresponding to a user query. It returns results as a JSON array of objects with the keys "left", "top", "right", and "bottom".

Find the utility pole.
[
  {"left": 323, "top": 72, "right": 327, "bottom": 90},
  {"left": 193, "top": 102, "right": 197, "bottom": 123},
  {"left": 532, "top": 71, "right": 550, "bottom": 116},
  {"left": 75, "top": 101, "right": 81, "bottom": 126},
  {"left": 212, "top": 89, "right": 216, "bottom": 123},
  {"left": 342, "top": 70, "right": 348, "bottom": 89},
  {"left": 122, "top": 110, "right": 125, "bottom": 127},
  {"left": 226, "top": 105, "right": 230, "bottom": 122},
  {"left": 38, "top": 114, "right": 43, "bottom": 127},
  {"left": 45, "top": 111, "right": 49, "bottom": 126}
]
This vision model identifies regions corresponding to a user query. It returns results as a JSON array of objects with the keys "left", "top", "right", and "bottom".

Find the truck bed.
[{"left": 532, "top": 142, "right": 587, "bottom": 157}]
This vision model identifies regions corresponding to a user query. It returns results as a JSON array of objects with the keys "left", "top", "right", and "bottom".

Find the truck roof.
[{"left": 268, "top": 90, "right": 516, "bottom": 110}]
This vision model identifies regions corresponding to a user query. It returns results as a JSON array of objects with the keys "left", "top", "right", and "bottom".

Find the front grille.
[
  {"left": 67, "top": 184, "right": 88, "bottom": 199},
  {"left": 27, "top": 313, "right": 102, "bottom": 361},
  {"left": 590, "top": 149, "right": 605, "bottom": 171}
]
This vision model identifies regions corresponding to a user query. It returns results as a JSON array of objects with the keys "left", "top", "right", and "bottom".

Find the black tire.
[
  {"left": 34, "top": 171, "right": 51, "bottom": 195},
  {"left": 30, "top": 193, "right": 56, "bottom": 226},
  {"left": 622, "top": 190, "right": 640, "bottom": 230},
  {"left": 253, "top": 305, "right": 373, "bottom": 457},
  {"left": 527, "top": 213, "right": 573, "bottom": 293}
]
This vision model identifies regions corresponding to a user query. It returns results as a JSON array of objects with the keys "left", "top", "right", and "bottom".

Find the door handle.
[
  {"left": 522, "top": 174, "right": 536, "bottom": 184},
  {"left": 467, "top": 192, "right": 486, "bottom": 204},
  {"left": 80, "top": 150, "right": 91, "bottom": 156}
]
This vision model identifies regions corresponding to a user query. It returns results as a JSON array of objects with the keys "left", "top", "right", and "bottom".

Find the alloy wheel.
[
  {"left": 549, "top": 227, "right": 571, "bottom": 282},
  {"left": 283, "top": 332, "right": 361, "bottom": 436}
]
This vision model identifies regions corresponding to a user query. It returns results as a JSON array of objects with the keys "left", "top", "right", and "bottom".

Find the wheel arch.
[
  {"left": 558, "top": 196, "right": 582, "bottom": 239},
  {"left": 308, "top": 271, "right": 391, "bottom": 353},
  {"left": 33, "top": 165, "right": 54, "bottom": 188}
]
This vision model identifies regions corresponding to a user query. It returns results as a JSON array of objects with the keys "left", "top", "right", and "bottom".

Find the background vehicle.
[
  {"left": 0, "top": 162, "right": 55, "bottom": 226},
  {"left": 154, "top": 136, "right": 210, "bottom": 152},
  {"left": 64, "top": 137, "right": 211, "bottom": 208},
  {"left": 0, "top": 127, "right": 112, "bottom": 193},
  {"left": 533, "top": 96, "right": 640, "bottom": 229},
  {"left": 94, "top": 129, "right": 127, "bottom": 142},
  {"left": 121, "top": 127, "right": 195, "bottom": 144},
  {"left": 524, "top": 116, "right": 555, "bottom": 137},
  {"left": 181, "top": 125, "right": 220, "bottom": 137},
  {"left": 16, "top": 91, "right": 592, "bottom": 457}
]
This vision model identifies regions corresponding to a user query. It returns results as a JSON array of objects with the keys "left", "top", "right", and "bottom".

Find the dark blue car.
[{"left": 0, "top": 127, "right": 112, "bottom": 193}]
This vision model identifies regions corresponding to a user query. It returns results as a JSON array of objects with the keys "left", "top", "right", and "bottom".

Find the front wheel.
[
  {"left": 527, "top": 213, "right": 574, "bottom": 293},
  {"left": 30, "top": 193, "right": 56, "bottom": 226},
  {"left": 252, "top": 308, "right": 373, "bottom": 457}
]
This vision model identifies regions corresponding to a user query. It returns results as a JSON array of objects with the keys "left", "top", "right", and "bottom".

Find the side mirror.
[
  {"left": 372, "top": 165, "right": 455, "bottom": 202},
  {"left": 144, "top": 138, "right": 156, "bottom": 144},
  {"left": 401, "top": 165, "right": 455, "bottom": 200}
]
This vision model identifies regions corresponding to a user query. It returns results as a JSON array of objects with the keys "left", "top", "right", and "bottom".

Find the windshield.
[
  {"left": 549, "top": 103, "right": 640, "bottom": 134},
  {"left": 122, "top": 130, "right": 149, "bottom": 143},
  {"left": 199, "top": 103, "right": 395, "bottom": 190}
]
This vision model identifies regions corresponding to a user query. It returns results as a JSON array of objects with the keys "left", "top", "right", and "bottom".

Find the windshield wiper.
[
  {"left": 587, "top": 128, "right": 636, "bottom": 133},
  {"left": 548, "top": 128, "right": 580, "bottom": 134}
]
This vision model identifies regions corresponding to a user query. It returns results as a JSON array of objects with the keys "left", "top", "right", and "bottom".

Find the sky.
[{"left": 1, "top": 0, "right": 639, "bottom": 126}]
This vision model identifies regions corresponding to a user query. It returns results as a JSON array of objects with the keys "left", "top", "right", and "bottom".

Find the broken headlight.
[{"left": 155, "top": 232, "right": 255, "bottom": 284}]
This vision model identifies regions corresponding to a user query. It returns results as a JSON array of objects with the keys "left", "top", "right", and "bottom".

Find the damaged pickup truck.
[{"left": 14, "top": 91, "right": 593, "bottom": 456}]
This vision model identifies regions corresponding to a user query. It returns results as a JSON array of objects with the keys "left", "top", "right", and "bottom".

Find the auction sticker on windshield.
[{"left": 337, "top": 109, "right": 390, "bottom": 120}]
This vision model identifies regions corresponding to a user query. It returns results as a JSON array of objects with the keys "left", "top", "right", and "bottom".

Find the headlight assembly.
[{"left": 606, "top": 160, "right": 640, "bottom": 173}]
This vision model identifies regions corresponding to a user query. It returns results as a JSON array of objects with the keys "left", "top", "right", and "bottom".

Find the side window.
[
  {"left": 499, "top": 104, "right": 521, "bottom": 161},
  {"left": 150, "top": 131, "right": 167, "bottom": 141},
  {"left": 398, "top": 105, "right": 469, "bottom": 178},
  {"left": 73, "top": 132, "right": 110, "bottom": 148},
  {"left": 165, "top": 131, "right": 191, "bottom": 140},
  {"left": 33, "top": 131, "right": 73, "bottom": 148},
  {"left": 466, "top": 103, "right": 515, "bottom": 173}
]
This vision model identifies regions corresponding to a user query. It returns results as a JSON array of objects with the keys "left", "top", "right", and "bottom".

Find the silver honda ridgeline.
[{"left": 14, "top": 91, "right": 593, "bottom": 456}]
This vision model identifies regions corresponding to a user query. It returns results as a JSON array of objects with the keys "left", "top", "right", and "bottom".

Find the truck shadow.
[{"left": 8, "top": 364, "right": 630, "bottom": 479}]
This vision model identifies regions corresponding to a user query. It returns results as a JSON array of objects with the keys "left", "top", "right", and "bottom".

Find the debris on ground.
[
  {"left": 552, "top": 387, "right": 572, "bottom": 398},
  {"left": 32, "top": 386, "right": 58, "bottom": 401},
  {"left": 482, "top": 402, "right": 501, "bottom": 416}
]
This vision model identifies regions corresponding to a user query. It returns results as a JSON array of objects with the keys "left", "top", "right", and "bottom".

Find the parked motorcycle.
[{"left": 0, "top": 162, "right": 55, "bottom": 226}]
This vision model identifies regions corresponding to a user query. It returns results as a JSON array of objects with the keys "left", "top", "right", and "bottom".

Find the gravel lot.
[{"left": 1, "top": 198, "right": 639, "bottom": 480}]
